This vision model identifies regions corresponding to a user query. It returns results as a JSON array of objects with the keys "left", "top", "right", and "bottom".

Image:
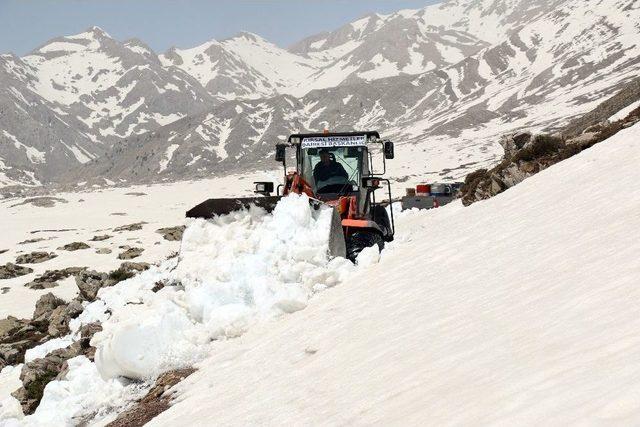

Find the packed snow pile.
[
  {"left": 90, "top": 194, "right": 353, "bottom": 380},
  {"left": 0, "top": 193, "right": 358, "bottom": 425}
]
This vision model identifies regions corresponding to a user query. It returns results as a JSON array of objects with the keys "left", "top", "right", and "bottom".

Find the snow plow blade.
[{"left": 186, "top": 196, "right": 283, "bottom": 219}]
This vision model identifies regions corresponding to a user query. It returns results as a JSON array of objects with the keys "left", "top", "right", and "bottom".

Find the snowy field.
[{"left": 0, "top": 122, "right": 638, "bottom": 424}]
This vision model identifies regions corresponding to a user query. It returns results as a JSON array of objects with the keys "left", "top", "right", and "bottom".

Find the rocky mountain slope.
[{"left": 1, "top": 0, "right": 639, "bottom": 189}]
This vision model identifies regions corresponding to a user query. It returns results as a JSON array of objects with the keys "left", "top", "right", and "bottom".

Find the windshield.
[{"left": 301, "top": 146, "right": 367, "bottom": 195}]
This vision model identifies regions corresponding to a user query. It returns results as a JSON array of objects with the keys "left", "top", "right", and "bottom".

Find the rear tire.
[
  {"left": 346, "top": 230, "right": 384, "bottom": 262},
  {"left": 372, "top": 205, "right": 392, "bottom": 240}
]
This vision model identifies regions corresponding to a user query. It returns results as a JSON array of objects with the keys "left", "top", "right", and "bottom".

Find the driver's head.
[{"left": 319, "top": 149, "right": 331, "bottom": 165}]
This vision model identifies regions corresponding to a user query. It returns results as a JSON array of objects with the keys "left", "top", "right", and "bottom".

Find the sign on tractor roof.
[{"left": 300, "top": 135, "right": 367, "bottom": 148}]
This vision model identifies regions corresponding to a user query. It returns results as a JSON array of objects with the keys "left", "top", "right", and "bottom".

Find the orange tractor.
[{"left": 187, "top": 131, "right": 395, "bottom": 260}]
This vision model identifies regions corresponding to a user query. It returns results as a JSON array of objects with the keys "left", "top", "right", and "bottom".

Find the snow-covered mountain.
[
  {"left": 1, "top": 0, "right": 639, "bottom": 189},
  {"left": 72, "top": 0, "right": 640, "bottom": 185},
  {"left": 0, "top": 53, "right": 103, "bottom": 186},
  {"left": 159, "top": 32, "right": 319, "bottom": 100},
  {"left": 0, "top": 27, "right": 217, "bottom": 187},
  {"left": 22, "top": 27, "right": 215, "bottom": 142}
]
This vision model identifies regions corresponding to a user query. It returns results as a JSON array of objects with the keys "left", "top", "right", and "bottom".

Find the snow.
[
  {"left": 357, "top": 54, "right": 400, "bottom": 80},
  {"left": 37, "top": 41, "right": 84, "bottom": 54},
  {"left": 221, "top": 33, "right": 318, "bottom": 88},
  {"left": 24, "top": 335, "right": 74, "bottom": 363},
  {"left": 436, "top": 42, "right": 466, "bottom": 64},
  {"left": 0, "top": 121, "right": 638, "bottom": 424},
  {"left": 26, "top": 356, "right": 143, "bottom": 426},
  {"left": 0, "top": 171, "right": 274, "bottom": 320},
  {"left": 146, "top": 122, "right": 640, "bottom": 426},
  {"left": 0, "top": 366, "right": 22, "bottom": 398},
  {"left": 0, "top": 193, "right": 355, "bottom": 424},
  {"left": 609, "top": 100, "right": 640, "bottom": 122},
  {"left": 87, "top": 194, "right": 352, "bottom": 380},
  {"left": 309, "top": 39, "right": 326, "bottom": 50},
  {"left": 58, "top": 140, "right": 93, "bottom": 164},
  {"left": 351, "top": 16, "right": 371, "bottom": 34},
  {"left": 23, "top": 37, "right": 123, "bottom": 106},
  {"left": 1, "top": 131, "right": 46, "bottom": 164},
  {"left": 158, "top": 144, "right": 180, "bottom": 173}
]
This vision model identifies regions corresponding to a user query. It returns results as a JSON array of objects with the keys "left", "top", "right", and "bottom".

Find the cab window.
[{"left": 301, "top": 146, "right": 366, "bottom": 195}]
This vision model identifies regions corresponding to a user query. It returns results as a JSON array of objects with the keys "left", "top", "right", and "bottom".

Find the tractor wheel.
[
  {"left": 372, "top": 205, "right": 392, "bottom": 239},
  {"left": 346, "top": 230, "right": 384, "bottom": 262}
]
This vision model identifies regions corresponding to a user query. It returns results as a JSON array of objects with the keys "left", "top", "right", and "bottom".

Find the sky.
[{"left": 0, "top": 0, "right": 441, "bottom": 55}]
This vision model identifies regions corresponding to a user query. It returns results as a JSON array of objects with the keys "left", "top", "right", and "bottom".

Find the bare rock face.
[
  {"left": 15, "top": 252, "right": 58, "bottom": 264},
  {"left": 107, "top": 368, "right": 197, "bottom": 427},
  {"left": 24, "top": 267, "right": 87, "bottom": 290},
  {"left": 119, "top": 262, "right": 150, "bottom": 273},
  {"left": 156, "top": 226, "right": 186, "bottom": 241},
  {"left": 18, "top": 238, "right": 46, "bottom": 245},
  {"left": 75, "top": 263, "right": 149, "bottom": 302},
  {"left": 76, "top": 270, "right": 112, "bottom": 302},
  {"left": 0, "top": 317, "right": 23, "bottom": 340},
  {"left": 90, "top": 235, "right": 112, "bottom": 242},
  {"left": 0, "top": 319, "right": 47, "bottom": 369},
  {"left": 47, "top": 300, "right": 84, "bottom": 338},
  {"left": 461, "top": 99, "right": 640, "bottom": 206},
  {"left": 118, "top": 247, "right": 144, "bottom": 260},
  {"left": 12, "top": 343, "right": 82, "bottom": 415},
  {"left": 78, "top": 322, "right": 102, "bottom": 362},
  {"left": 3, "top": 295, "right": 98, "bottom": 413},
  {"left": 57, "top": 242, "right": 90, "bottom": 251},
  {"left": 0, "top": 263, "right": 33, "bottom": 280},
  {"left": 113, "top": 222, "right": 146, "bottom": 232},
  {"left": 461, "top": 133, "right": 570, "bottom": 206},
  {"left": 32, "top": 293, "right": 66, "bottom": 321}
]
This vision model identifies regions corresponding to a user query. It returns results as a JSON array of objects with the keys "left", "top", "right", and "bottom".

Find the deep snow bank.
[
  {"left": 148, "top": 125, "right": 640, "bottom": 426},
  {"left": 1, "top": 193, "right": 357, "bottom": 425},
  {"left": 90, "top": 194, "right": 353, "bottom": 381}
]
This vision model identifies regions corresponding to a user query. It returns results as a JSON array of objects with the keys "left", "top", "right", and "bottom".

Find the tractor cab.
[{"left": 276, "top": 131, "right": 395, "bottom": 258}]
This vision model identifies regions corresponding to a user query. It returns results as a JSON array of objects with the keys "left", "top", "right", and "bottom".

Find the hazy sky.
[{"left": 0, "top": 0, "right": 441, "bottom": 55}]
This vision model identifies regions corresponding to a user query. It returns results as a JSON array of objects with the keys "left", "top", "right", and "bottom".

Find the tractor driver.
[{"left": 313, "top": 149, "right": 349, "bottom": 184}]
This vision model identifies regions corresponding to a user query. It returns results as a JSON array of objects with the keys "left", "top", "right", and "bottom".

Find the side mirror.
[
  {"left": 254, "top": 181, "right": 274, "bottom": 196},
  {"left": 275, "top": 145, "right": 286, "bottom": 162},
  {"left": 384, "top": 140, "right": 394, "bottom": 159},
  {"left": 362, "top": 177, "right": 382, "bottom": 190}
]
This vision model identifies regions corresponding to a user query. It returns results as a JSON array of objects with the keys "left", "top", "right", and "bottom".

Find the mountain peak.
[
  {"left": 230, "top": 31, "right": 268, "bottom": 44},
  {"left": 67, "top": 26, "right": 112, "bottom": 41},
  {"left": 124, "top": 38, "right": 155, "bottom": 56}
]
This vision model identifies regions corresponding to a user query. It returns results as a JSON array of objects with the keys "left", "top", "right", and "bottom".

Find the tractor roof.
[{"left": 287, "top": 131, "right": 380, "bottom": 143}]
